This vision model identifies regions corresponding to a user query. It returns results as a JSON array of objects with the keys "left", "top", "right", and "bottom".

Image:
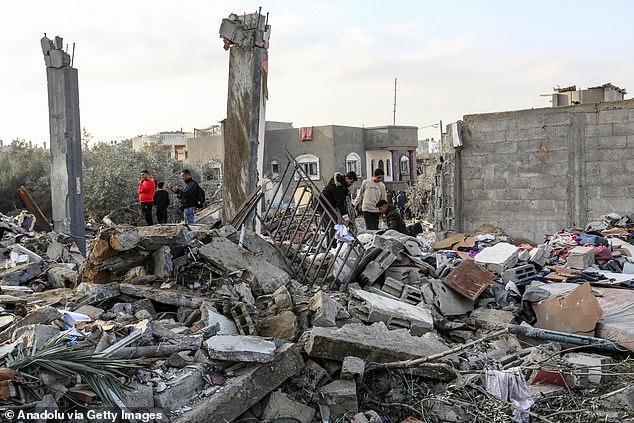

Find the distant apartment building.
[
  {"left": 264, "top": 124, "right": 418, "bottom": 196},
  {"left": 132, "top": 130, "right": 193, "bottom": 161},
  {"left": 552, "top": 83, "right": 626, "bottom": 107}
]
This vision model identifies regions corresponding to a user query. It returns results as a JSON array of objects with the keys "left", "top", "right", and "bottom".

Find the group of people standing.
[
  {"left": 138, "top": 169, "right": 202, "bottom": 226},
  {"left": 320, "top": 168, "right": 418, "bottom": 237}
]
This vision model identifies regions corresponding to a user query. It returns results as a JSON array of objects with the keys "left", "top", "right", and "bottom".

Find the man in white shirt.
[{"left": 353, "top": 168, "right": 386, "bottom": 230}]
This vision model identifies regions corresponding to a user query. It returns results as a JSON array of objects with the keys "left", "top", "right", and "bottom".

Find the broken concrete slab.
[
  {"left": 259, "top": 311, "right": 298, "bottom": 341},
  {"left": 385, "top": 266, "right": 423, "bottom": 285},
  {"left": 262, "top": 391, "right": 315, "bottom": 423},
  {"left": 348, "top": 288, "right": 434, "bottom": 335},
  {"left": 73, "top": 305, "right": 104, "bottom": 321},
  {"left": 201, "top": 303, "right": 238, "bottom": 335},
  {"left": 0, "top": 306, "right": 62, "bottom": 342},
  {"left": 309, "top": 291, "right": 338, "bottom": 327},
  {"left": 152, "top": 245, "right": 172, "bottom": 279},
  {"left": 474, "top": 242, "right": 518, "bottom": 274},
  {"left": 154, "top": 367, "right": 205, "bottom": 410},
  {"left": 119, "top": 284, "right": 203, "bottom": 309},
  {"left": 137, "top": 224, "right": 193, "bottom": 252},
  {"left": 319, "top": 379, "right": 358, "bottom": 417},
  {"left": 199, "top": 236, "right": 289, "bottom": 294},
  {"left": 13, "top": 324, "right": 61, "bottom": 348},
  {"left": 471, "top": 307, "right": 516, "bottom": 325},
  {"left": 430, "top": 279, "right": 474, "bottom": 317},
  {"left": 205, "top": 335, "right": 277, "bottom": 363},
  {"left": 73, "top": 282, "right": 120, "bottom": 306},
  {"left": 442, "top": 260, "right": 496, "bottom": 301},
  {"left": 0, "top": 262, "right": 43, "bottom": 286},
  {"left": 122, "top": 382, "right": 154, "bottom": 408},
  {"left": 301, "top": 322, "right": 449, "bottom": 363},
  {"left": 174, "top": 343, "right": 303, "bottom": 423},
  {"left": 227, "top": 228, "right": 288, "bottom": 271}
]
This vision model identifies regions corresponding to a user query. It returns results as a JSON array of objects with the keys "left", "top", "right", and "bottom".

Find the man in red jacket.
[{"left": 138, "top": 170, "right": 156, "bottom": 225}]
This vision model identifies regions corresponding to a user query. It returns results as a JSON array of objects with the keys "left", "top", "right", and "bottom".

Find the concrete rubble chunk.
[
  {"left": 474, "top": 242, "right": 518, "bottom": 274},
  {"left": 122, "top": 382, "right": 154, "bottom": 408},
  {"left": 154, "top": 367, "right": 205, "bottom": 410},
  {"left": 567, "top": 246, "right": 595, "bottom": 270},
  {"left": 309, "top": 290, "right": 338, "bottom": 327},
  {"left": 562, "top": 352, "right": 613, "bottom": 385},
  {"left": 359, "top": 249, "right": 399, "bottom": 285},
  {"left": 108, "top": 225, "right": 140, "bottom": 251},
  {"left": 47, "top": 265, "right": 78, "bottom": 289},
  {"left": 137, "top": 224, "right": 193, "bottom": 251},
  {"left": 262, "top": 391, "right": 316, "bottom": 423},
  {"left": 205, "top": 335, "right": 278, "bottom": 363},
  {"left": 152, "top": 245, "right": 173, "bottom": 278},
  {"left": 385, "top": 266, "right": 422, "bottom": 285},
  {"left": 341, "top": 356, "right": 365, "bottom": 380},
  {"left": 73, "top": 282, "right": 120, "bottom": 306},
  {"left": 73, "top": 305, "right": 104, "bottom": 321},
  {"left": 470, "top": 307, "right": 516, "bottom": 324},
  {"left": 501, "top": 264, "right": 537, "bottom": 285},
  {"left": 175, "top": 343, "right": 303, "bottom": 423},
  {"left": 227, "top": 228, "right": 289, "bottom": 271},
  {"left": 199, "top": 236, "right": 290, "bottom": 294},
  {"left": 119, "top": 283, "right": 203, "bottom": 308},
  {"left": 319, "top": 379, "right": 358, "bottom": 417},
  {"left": 430, "top": 279, "right": 474, "bottom": 317},
  {"left": 301, "top": 322, "right": 449, "bottom": 362},
  {"left": 348, "top": 288, "right": 434, "bottom": 335},
  {"left": 201, "top": 303, "right": 238, "bottom": 335},
  {"left": 13, "top": 324, "right": 61, "bottom": 349},
  {"left": 0, "top": 262, "right": 43, "bottom": 286},
  {"left": 529, "top": 244, "right": 553, "bottom": 266}
]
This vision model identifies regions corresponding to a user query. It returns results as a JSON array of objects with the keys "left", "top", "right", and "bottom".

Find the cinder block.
[
  {"left": 502, "top": 264, "right": 537, "bottom": 284},
  {"left": 475, "top": 242, "right": 518, "bottom": 274},
  {"left": 567, "top": 246, "right": 595, "bottom": 270},
  {"left": 562, "top": 352, "right": 613, "bottom": 385},
  {"left": 360, "top": 250, "right": 398, "bottom": 284}
]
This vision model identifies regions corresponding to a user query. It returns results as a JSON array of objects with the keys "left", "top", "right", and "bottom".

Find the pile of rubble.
[{"left": 0, "top": 210, "right": 633, "bottom": 422}]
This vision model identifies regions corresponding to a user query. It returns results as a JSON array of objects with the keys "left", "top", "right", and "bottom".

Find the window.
[
  {"left": 400, "top": 155, "right": 410, "bottom": 175},
  {"left": 346, "top": 152, "right": 361, "bottom": 177},
  {"left": 271, "top": 160, "right": 280, "bottom": 175},
  {"left": 371, "top": 159, "right": 375, "bottom": 174},
  {"left": 295, "top": 154, "right": 320, "bottom": 180},
  {"left": 386, "top": 159, "right": 391, "bottom": 176},
  {"left": 378, "top": 159, "right": 384, "bottom": 170}
]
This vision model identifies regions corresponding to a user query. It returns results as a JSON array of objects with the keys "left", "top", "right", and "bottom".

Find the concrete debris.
[{"left": 0, "top": 209, "right": 633, "bottom": 422}]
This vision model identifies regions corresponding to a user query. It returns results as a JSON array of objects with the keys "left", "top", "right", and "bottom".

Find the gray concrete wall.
[
  {"left": 185, "top": 134, "right": 224, "bottom": 164},
  {"left": 445, "top": 99, "right": 634, "bottom": 243}
]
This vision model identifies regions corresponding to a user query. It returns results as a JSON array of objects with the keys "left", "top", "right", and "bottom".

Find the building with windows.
[
  {"left": 132, "top": 130, "right": 193, "bottom": 161},
  {"left": 263, "top": 124, "right": 418, "bottom": 198}
]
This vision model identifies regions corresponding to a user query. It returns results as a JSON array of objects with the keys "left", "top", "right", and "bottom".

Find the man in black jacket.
[
  {"left": 153, "top": 182, "right": 170, "bottom": 224},
  {"left": 320, "top": 171, "right": 357, "bottom": 240},
  {"left": 169, "top": 169, "right": 200, "bottom": 224}
]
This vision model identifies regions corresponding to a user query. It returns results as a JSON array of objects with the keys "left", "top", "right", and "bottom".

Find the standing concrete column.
[
  {"left": 41, "top": 35, "right": 86, "bottom": 255},
  {"left": 219, "top": 12, "right": 270, "bottom": 226}
]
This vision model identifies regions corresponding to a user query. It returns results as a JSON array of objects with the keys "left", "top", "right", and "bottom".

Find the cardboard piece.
[
  {"left": 431, "top": 233, "right": 466, "bottom": 251},
  {"left": 531, "top": 282, "right": 601, "bottom": 336}
]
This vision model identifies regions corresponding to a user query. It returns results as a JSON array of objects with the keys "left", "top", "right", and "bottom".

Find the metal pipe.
[{"left": 474, "top": 320, "right": 627, "bottom": 352}]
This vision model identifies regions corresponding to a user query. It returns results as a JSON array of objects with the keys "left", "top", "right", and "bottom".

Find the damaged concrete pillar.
[
  {"left": 41, "top": 35, "right": 86, "bottom": 255},
  {"left": 219, "top": 12, "right": 270, "bottom": 227}
]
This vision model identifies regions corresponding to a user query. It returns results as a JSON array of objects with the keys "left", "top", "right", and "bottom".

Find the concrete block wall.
[{"left": 444, "top": 99, "right": 634, "bottom": 243}]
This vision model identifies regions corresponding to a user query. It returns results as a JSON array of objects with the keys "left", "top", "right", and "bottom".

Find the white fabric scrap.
[
  {"left": 486, "top": 367, "right": 534, "bottom": 423},
  {"left": 334, "top": 224, "right": 355, "bottom": 243}
]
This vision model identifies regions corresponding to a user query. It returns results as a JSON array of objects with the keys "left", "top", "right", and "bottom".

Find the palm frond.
[{"left": 5, "top": 332, "right": 139, "bottom": 405}]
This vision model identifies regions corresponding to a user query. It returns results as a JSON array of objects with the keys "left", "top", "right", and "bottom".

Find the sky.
[{"left": 1, "top": 0, "right": 633, "bottom": 146}]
